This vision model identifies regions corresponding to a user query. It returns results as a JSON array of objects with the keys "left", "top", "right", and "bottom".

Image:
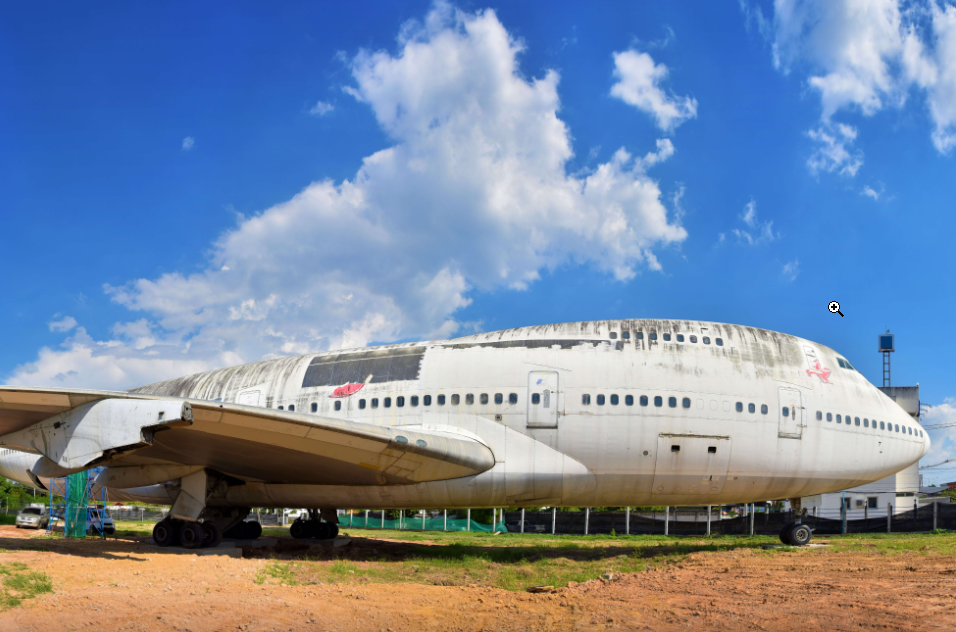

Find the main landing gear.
[
  {"left": 290, "top": 509, "right": 339, "bottom": 541},
  {"left": 152, "top": 517, "right": 261, "bottom": 548},
  {"left": 779, "top": 497, "right": 813, "bottom": 546}
]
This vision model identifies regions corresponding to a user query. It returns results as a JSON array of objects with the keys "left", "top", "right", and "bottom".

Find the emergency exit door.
[
  {"left": 527, "top": 371, "right": 559, "bottom": 429},
  {"left": 778, "top": 387, "right": 803, "bottom": 439}
]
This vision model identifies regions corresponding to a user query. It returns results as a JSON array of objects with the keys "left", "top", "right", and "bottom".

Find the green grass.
[
  {"left": 0, "top": 562, "right": 53, "bottom": 609},
  {"left": 0, "top": 515, "right": 16, "bottom": 526}
]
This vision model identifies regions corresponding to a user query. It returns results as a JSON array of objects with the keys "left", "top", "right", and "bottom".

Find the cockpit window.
[{"left": 837, "top": 357, "right": 857, "bottom": 371}]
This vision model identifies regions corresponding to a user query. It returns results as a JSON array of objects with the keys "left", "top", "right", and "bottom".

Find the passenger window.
[
  {"left": 385, "top": 397, "right": 392, "bottom": 408},
  {"left": 782, "top": 407, "right": 789, "bottom": 417},
  {"left": 854, "top": 417, "right": 860, "bottom": 426},
  {"left": 663, "top": 333, "right": 671, "bottom": 341},
  {"left": 626, "top": 395, "right": 634, "bottom": 406},
  {"left": 494, "top": 393, "right": 503, "bottom": 405},
  {"left": 466, "top": 394, "right": 474, "bottom": 405},
  {"left": 372, "top": 398, "right": 379, "bottom": 409},
  {"left": 908, "top": 427, "right": 913, "bottom": 435},
  {"left": 359, "top": 399, "right": 366, "bottom": 410},
  {"left": 451, "top": 394, "right": 460, "bottom": 405},
  {"left": 438, "top": 395, "right": 446, "bottom": 405},
  {"left": 761, "top": 404, "right": 768, "bottom": 414},
  {"left": 640, "top": 395, "right": 649, "bottom": 406},
  {"left": 836, "top": 414, "right": 841, "bottom": 422},
  {"left": 289, "top": 405, "right": 295, "bottom": 412},
  {"left": 424, "top": 395, "right": 432, "bottom": 406},
  {"left": 334, "top": 401, "right": 342, "bottom": 411},
  {"left": 311, "top": 403, "right": 318, "bottom": 413},
  {"left": 654, "top": 396, "right": 663, "bottom": 407},
  {"left": 509, "top": 393, "right": 518, "bottom": 404},
  {"left": 668, "top": 397, "right": 677, "bottom": 408},
  {"left": 703, "top": 337, "right": 711, "bottom": 345},
  {"left": 845, "top": 415, "right": 851, "bottom": 425},
  {"left": 826, "top": 412, "right": 832, "bottom": 421},
  {"left": 610, "top": 332, "right": 618, "bottom": 340},
  {"left": 690, "top": 335, "right": 698, "bottom": 343},
  {"left": 682, "top": 397, "right": 691, "bottom": 409},
  {"left": 751, "top": 404, "right": 757, "bottom": 414},
  {"left": 677, "top": 334, "right": 684, "bottom": 342},
  {"left": 582, "top": 394, "right": 590, "bottom": 405},
  {"left": 610, "top": 394, "right": 619, "bottom": 405},
  {"left": 716, "top": 338, "right": 723, "bottom": 346},
  {"left": 736, "top": 402, "right": 743, "bottom": 413},
  {"left": 863, "top": 418, "right": 868, "bottom": 427},
  {"left": 278, "top": 406, "right": 284, "bottom": 410},
  {"left": 816, "top": 411, "right": 822, "bottom": 420},
  {"left": 397, "top": 396, "right": 405, "bottom": 408},
  {"left": 636, "top": 332, "right": 644, "bottom": 339},
  {"left": 411, "top": 396, "right": 419, "bottom": 407},
  {"left": 533, "top": 393, "right": 541, "bottom": 405},
  {"left": 597, "top": 394, "right": 606, "bottom": 406},
  {"left": 894, "top": 424, "right": 899, "bottom": 432},
  {"left": 480, "top": 393, "right": 489, "bottom": 405},
  {"left": 879, "top": 421, "right": 884, "bottom": 430},
  {"left": 622, "top": 331, "right": 630, "bottom": 339},
  {"left": 649, "top": 332, "right": 658, "bottom": 341}
]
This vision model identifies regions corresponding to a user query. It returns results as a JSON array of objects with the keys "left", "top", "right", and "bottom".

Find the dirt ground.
[{"left": 1, "top": 525, "right": 955, "bottom": 632}]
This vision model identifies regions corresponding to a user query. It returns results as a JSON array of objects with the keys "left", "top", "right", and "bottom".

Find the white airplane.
[{"left": 0, "top": 319, "right": 928, "bottom": 548}]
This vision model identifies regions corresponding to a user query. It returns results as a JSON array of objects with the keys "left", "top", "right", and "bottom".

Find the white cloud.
[
  {"left": 309, "top": 100, "right": 335, "bottom": 116},
  {"left": 182, "top": 136, "right": 195, "bottom": 151},
  {"left": 731, "top": 199, "right": 778, "bottom": 245},
  {"left": 806, "top": 123, "right": 863, "bottom": 177},
  {"left": 48, "top": 315, "right": 77, "bottom": 333},
  {"left": 610, "top": 49, "right": 698, "bottom": 131},
  {"left": 782, "top": 259, "right": 800, "bottom": 282},
  {"left": 920, "top": 398, "right": 956, "bottom": 484},
  {"left": 861, "top": 182, "right": 885, "bottom": 200},
  {"left": 762, "top": 0, "right": 956, "bottom": 157},
  {"left": 8, "top": 4, "right": 688, "bottom": 389}
]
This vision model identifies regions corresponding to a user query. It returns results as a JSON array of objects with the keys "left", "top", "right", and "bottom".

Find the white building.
[{"left": 801, "top": 386, "right": 921, "bottom": 519}]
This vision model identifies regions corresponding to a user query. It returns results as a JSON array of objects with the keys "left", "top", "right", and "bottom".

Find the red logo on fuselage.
[
  {"left": 330, "top": 383, "right": 365, "bottom": 398},
  {"left": 806, "top": 361, "right": 831, "bottom": 383}
]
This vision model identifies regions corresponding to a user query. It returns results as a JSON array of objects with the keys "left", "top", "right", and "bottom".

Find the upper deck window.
[
  {"left": 654, "top": 396, "right": 663, "bottom": 407},
  {"left": 372, "top": 398, "right": 379, "bottom": 409},
  {"left": 311, "top": 403, "right": 318, "bottom": 413},
  {"left": 649, "top": 332, "right": 658, "bottom": 341},
  {"left": 636, "top": 332, "right": 644, "bottom": 340},
  {"left": 622, "top": 331, "right": 630, "bottom": 340},
  {"left": 690, "top": 335, "right": 698, "bottom": 343},
  {"left": 609, "top": 332, "right": 618, "bottom": 340},
  {"left": 384, "top": 397, "right": 392, "bottom": 408},
  {"left": 359, "top": 399, "right": 367, "bottom": 410},
  {"left": 610, "top": 394, "right": 619, "bottom": 405},
  {"left": 334, "top": 401, "right": 341, "bottom": 411},
  {"left": 716, "top": 338, "right": 724, "bottom": 346},
  {"left": 663, "top": 333, "right": 672, "bottom": 341},
  {"left": 703, "top": 337, "right": 711, "bottom": 345},
  {"left": 677, "top": 334, "right": 684, "bottom": 342},
  {"left": 640, "top": 395, "right": 648, "bottom": 406},
  {"left": 668, "top": 397, "right": 677, "bottom": 408},
  {"left": 626, "top": 395, "right": 634, "bottom": 406},
  {"left": 411, "top": 396, "right": 419, "bottom": 407},
  {"left": 396, "top": 396, "right": 405, "bottom": 407},
  {"left": 437, "top": 394, "right": 446, "bottom": 405},
  {"left": 682, "top": 397, "right": 691, "bottom": 409},
  {"left": 424, "top": 395, "right": 431, "bottom": 406}
]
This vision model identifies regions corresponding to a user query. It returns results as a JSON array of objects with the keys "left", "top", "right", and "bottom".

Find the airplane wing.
[{"left": 0, "top": 386, "right": 495, "bottom": 486}]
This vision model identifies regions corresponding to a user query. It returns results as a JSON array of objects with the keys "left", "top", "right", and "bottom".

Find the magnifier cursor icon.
[{"left": 828, "top": 301, "right": 844, "bottom": 317}]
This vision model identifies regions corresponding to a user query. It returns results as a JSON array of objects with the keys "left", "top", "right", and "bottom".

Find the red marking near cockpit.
[{"left": 806, "top": 361, "right": 831, "bottom": 383}]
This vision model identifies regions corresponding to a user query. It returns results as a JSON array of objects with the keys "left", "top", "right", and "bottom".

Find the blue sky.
[{"left": 2, "top": 1, "right": 956, "bottom": 478}]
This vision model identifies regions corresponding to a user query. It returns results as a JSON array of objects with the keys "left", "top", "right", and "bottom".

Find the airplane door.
[
  {"left": 778, "top": 387, "right": 803, "bottom": 439},
  {"left": 527, "top": 371, "right": 559, "bottom": 429}
]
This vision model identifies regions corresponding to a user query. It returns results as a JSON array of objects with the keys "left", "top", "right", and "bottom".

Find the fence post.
[
  {"left": 864, "top": 504, "right": 868, "bottom": 522},
  {"left": 664, "top": 507, "right": 669, "bottom": 536},
  {"left": 749, "top": 504, "right": 755, "bottom": 537},
  {"left": 626, "top": 507, "right": 630, "bottom": 536},
  {"left": 444, "top": 509, "right": 447, "bottom": 531},
  {"left": 841, "top": 497, "right": 847, "bottom": 535},
  {"left": 467, "top": 509, "right": 471, "bottom": 531},
  {"left": 551, "top": 507, "right": 556, "bottom": 535},
  {"left": 382, "top": 511, "right": 385, "bottom": 530},
  {"left": 422, "top": 511, "right": 426, "bottom": 531},
  {"left": 365, "top": 510, "right": 369, "bottom": 528},
  {"left": 887, "top": 504, "right": 892, "bottom": 533},
  {"left": 585, "top": 508, "right": 589, "bottom": 535},
  {"left": 520, "top": 508, "right": 525, "bottom": 534},
  {"left": 707, "top": 505, "right": 711, "bottom": 536},
  {"left": 934, "top": 501, "right": 938, "bottom": 531}
]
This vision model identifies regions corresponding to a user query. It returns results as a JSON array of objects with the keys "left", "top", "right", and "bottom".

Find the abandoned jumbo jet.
[{"left": 0, "top": 320, "right": 929, "bottom": 548}]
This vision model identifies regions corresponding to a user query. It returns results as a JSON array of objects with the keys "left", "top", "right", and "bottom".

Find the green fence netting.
[
  {"left": 63, "top": 470, "right": 89, "bottom": 538},
  {"left": 341, "top": 515, "right": 507, "bottom": 532}
]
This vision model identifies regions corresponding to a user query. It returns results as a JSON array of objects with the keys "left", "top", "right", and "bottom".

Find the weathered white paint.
[{"left": 0, "top": 319, "right": 932, "bottom": 511}]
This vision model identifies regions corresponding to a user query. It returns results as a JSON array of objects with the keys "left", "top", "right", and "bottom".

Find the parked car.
[{"left": 15, "top": 504, "right": 49, "bottom": 529}]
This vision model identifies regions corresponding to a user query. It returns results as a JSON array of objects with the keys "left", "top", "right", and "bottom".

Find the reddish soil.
[{"left": 0, "top": 525, "right": 954, "bottom": 631}]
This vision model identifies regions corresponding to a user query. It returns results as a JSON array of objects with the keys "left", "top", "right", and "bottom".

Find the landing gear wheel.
[
  {"left": 779, "top": 521, "right": 795, "bottom": 545},
  {"left": 244, "top": 521, "right": 263, "bottom": 540},
  {"left": 202, "top": 522, "right": 223, "bottom": 548},
  {"left": 313, "top": 521, "right": 332, "bottom": 540},
  {"left": 290, "top": 519, "right": 312, "bottom": 539},
  {"left": 153, "top": 519, "right": 179, "bottom": 547},
  {"left": 327, "top": 523, "right": 339, "bottom": 539},
  {"left": 787, "top": 523, "right": 812, "bottom": 546},
  {"left": 179, "top": 522, "right": 205, "bottom": 549}
]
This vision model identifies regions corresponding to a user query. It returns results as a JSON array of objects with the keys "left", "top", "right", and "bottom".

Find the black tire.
[
  {"left": 327, "top": 522, "right": 339, "bottom": 539},
  {"left": 202, "top": 522, "right": 223, "bottom": 548},
  {"left": 313, "top": 521, "right": 331, "bottom": 540},
  {"left": 788, "top": 523, "right": 812, "bottom": 546},
  {"left": 779, "top": 521, "right": 794, "bottom": 545},
  {"left": 290, "top": 520, "right": 312, "bottom": 539},
  {"left": 153, "top": 520, "right": 178, "bottom": 547},
  {"left": 246, "top": 521, "right": 263, "bottom": 540},
  {"left": 179, "top": 522, "right": 205, "bottom": 549}
]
